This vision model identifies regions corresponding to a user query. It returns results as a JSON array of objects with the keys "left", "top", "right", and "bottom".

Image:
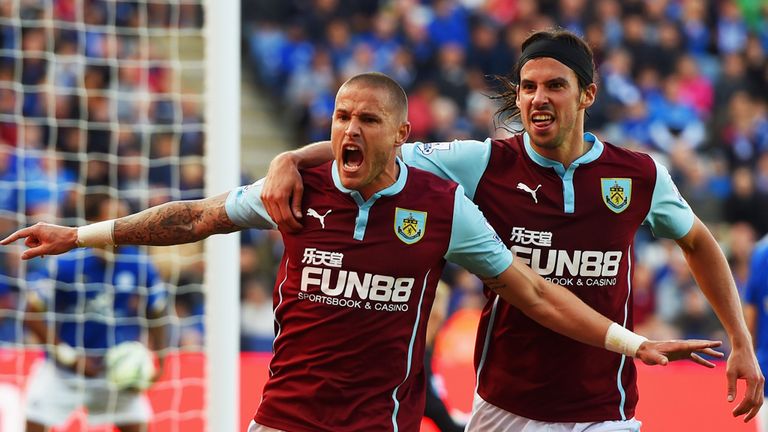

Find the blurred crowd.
[
  {"left": 0, "top": 0, "right": 767, "bottom": 358},
  {"left": 241, "top": 0, "right": 768, "bottom": 352},
  {"left": 0, "top": 1, "right": 207, "bottom": 350}
]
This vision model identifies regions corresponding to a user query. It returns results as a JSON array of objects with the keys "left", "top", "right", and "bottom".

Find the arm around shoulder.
[{"left": 261, "top": 142, "right": 333, "bottom": 231}]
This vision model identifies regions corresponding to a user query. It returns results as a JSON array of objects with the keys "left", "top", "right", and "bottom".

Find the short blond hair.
[{"left": 340, "top": 72, "right": 408, "bottom": 121}]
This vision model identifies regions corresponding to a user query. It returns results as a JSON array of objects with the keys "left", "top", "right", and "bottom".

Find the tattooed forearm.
[
  {"left": 480, "top": 276, "right": 508, "bottom": 295},
  {"left": 113, "top": 194, "right": 240, "bottom": 245}
]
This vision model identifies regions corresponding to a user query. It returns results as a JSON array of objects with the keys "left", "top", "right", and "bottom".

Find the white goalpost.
[
  {"left": 204, "top": 1, "right": 240, "bottom": 431},
  {"left": 0, "top": 1, "right": 241, "bottom": 431}
]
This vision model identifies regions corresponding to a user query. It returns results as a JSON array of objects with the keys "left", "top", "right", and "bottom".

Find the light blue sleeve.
[
  {"left": 401, "top": 139, "right": 492, "bottom": 200},
  {"left": 445, "top": 185, "right": 513, "bottom": 278},
  {"left": 642, "top": 159, "right": 695, "bottom": 239},
  {"left": 224, "top": 178, "right": 277, "bottom": 230}
]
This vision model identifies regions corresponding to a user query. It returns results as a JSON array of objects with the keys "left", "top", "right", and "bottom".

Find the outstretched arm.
[
  {"left": 1, "top": 192, "right": 240, "bottom": 260},
  {"left": 484, "top": 259, "right": 724, "bottom": 367},
  {"left": 113, "top": 192, "right": 238, "bottom": 245},
  {"left": 675, "top": 217, "right": 764, "bottom": 421},
  {"left": 261, "top": 142, "right": 332, "bottom": 231}
]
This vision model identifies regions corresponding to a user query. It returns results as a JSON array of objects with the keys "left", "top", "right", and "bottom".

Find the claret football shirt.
[
  {"left": 226, "top": 158, "right": 512, "bottom": 432},
  {"left": 403, "top": 133, "right": 693, "bottom": 422}
]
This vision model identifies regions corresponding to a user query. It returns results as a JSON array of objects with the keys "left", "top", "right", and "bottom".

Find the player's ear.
[
  {"left": 579, "top": 83, "right": 597, "bottom": 109},
  {"left": 394, "top": 121, "right": 411, "bottom": 147}
]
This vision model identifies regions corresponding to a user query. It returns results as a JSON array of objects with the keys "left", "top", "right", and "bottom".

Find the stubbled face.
[
  {"left": 516, "top": 57, "right": 595, "bottom": 151},
  {"left": 331, "top": 83, "right": 409, "bottom": 199}
]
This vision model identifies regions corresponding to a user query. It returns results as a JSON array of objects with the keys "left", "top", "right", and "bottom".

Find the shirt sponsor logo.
[
  {"left": 299, "top": 248, "right": 414, "bottom": 311},
  {"left": 300, "top": 267, "right": 414, "bottom": 311},
  {"left": 394, "top": 207, "right": 427, "bottom": 245},
  {"left": 510, "top": 227, "right": 552, "bottom": 247},
  {"left": 512, "top": 246, "right": 622, "bottom": 278},
  {"left": 510, "top": 227, "right": 623, "bottom": 287},
  {"left": 601, "top": 178, "right": 632, "bottom": 213},
  {"left": 302, "top": 248, "right": 343, "bottom": 267}
]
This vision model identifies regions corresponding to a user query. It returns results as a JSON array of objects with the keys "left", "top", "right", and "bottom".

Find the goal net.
[{"left": 0, "top": 1, "right": 236, "bottom": 431}]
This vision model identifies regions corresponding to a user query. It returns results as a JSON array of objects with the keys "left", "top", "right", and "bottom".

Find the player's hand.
[
  {"left": 725, "top": 344, "right": 764, "bottom": 422},
  {"left": 636, "top": 339, "right": 724, "bottom": 368},
  {"left": 0, "top": 222, "right": 78, "bottom": 260},
  {"left": 62, "top": 355, "right": 103, "bottom": 378},
  {"left": 261, "top": 151, "right": 304, "bottom": 232}
]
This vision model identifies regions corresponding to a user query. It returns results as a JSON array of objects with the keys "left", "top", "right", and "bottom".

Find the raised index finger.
[{"left": 0, "top": 227, "right": 32, "bottom": 245}]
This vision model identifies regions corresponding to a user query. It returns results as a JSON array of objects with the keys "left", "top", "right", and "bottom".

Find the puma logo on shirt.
[
  {"left": 307, "top": 208, "right": 332, "bottom": 229},
  {"left": 516, "top": 183, "right": 542, "bottom": 203}
]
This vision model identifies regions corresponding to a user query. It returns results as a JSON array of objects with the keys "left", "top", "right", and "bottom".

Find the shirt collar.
[
  {"left": 522, "top": 132, "right": 604, "bottom": 168},
  {"left": 331, "top": 157, "right": 408, "bottom": 203}
]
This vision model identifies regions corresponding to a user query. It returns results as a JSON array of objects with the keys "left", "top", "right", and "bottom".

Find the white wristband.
[
  {"left": 76, "top": 220, "right": 115, "bottom": 248},
  {"left": 55, "top": 343, "right": 78, "bottom": 367},
  {"left": 604, "top": 322, "right": 647, "bottom": 357}
]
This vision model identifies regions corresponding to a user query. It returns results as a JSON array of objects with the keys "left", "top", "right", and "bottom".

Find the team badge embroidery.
[
  {"left": 394, "top": 207, "right": 427, "bottom": 244},
  {"left": 601, "top": 178, "right": 632, "bottom": 213}
]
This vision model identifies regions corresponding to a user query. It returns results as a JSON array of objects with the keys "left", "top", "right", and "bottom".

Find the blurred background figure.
[
  {"left": 240, "top": 274, "right": 275, "bottom": 352},
  {"left": 745, "top": 233, "right": 768, "bottom": 432},
  {"left": 22, "top": 194, "right": 168, "bottom": 432}
]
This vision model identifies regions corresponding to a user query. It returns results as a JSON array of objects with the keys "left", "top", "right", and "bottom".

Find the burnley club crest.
[
  {"left": 601, "top": 178, "right": 632, "bottom": 214},
  {"left": 394, "top": 208, "right": 427, "bottom": 244}
]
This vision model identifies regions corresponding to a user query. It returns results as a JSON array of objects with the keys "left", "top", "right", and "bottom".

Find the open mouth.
[
  {"left": 342, "top": 145, "right": 364, "bottom": 170},
  {"left": 531, "top": 113, "right": 554, "bottom": 128}
]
